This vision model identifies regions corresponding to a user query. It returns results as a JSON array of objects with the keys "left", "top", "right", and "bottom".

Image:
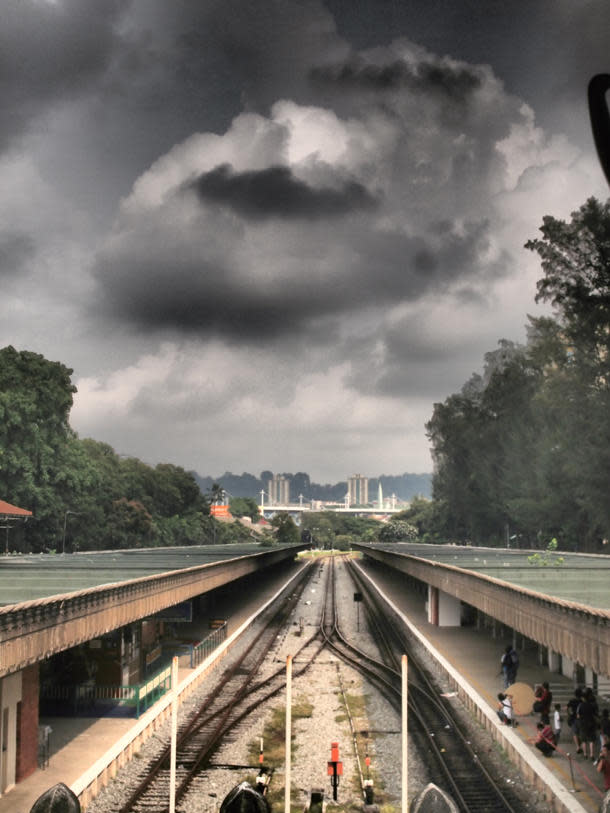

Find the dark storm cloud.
[
  {"left": 310, "top": 55, "right": 482, "bottom": 102},
  {"left": 0, "top": 233, "right": 35, "bottom": 278},
  {"left": 187, "top": 164, "right": 377, "bottom": 220},
  {"left": 93, "top": 254, "right": 342, "bottom": 342},
  {"left": 0, "top": 0, "right": 123, "bottom": 148},
  {"left": 325, "top": 0, "right": 610, "bottom": 149},
  {"left": 92, "top": 210, "right": 506, "bottom": 346}
]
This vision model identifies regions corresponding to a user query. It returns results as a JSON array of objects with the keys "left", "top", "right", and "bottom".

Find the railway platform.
[
  {"left": 2, "top": 553, "right": 607, "bottom": 813},
  {"left": 0, "top": 559, "right": 303, "bottom": 813},
  {"left": 360, "top": 558, "right": 608, "bottom": 813}
]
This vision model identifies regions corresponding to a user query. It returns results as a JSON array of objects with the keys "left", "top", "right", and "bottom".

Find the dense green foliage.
[
  {"left": 269, "top": 512, "right": 301, "bottom": 545},
  {"left": 426, "top": 198, "right": 610, "bottom": 551},
  {"left": 229, "top": 496, "right": 260, "bottom": 522},
  {"left": 0, "top": 346, "right": 234, "bottom": 552},
  {"left": 300, "top": 511, "right": 381, "bottom": 548},
  {"left": 378, "top": 519, "right": 418, "bottom": 543}
]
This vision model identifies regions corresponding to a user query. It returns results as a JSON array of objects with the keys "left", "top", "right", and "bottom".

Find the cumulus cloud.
[
  {"left": 4, "top": 0, "right": 609, "bottom": 480},
  {"left": 91, "top": 43, "right": 532, "bottom": 348}
]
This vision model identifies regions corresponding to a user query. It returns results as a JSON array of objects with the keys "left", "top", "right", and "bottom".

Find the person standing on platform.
[
  {"left": 534, "top": 681, "right": 552, "bottom": 718},
  {"left": 501, "top": 644, "right": 519, "bottom": 687},
  {"left": 578, "top": 687, "right": 599, "bottom": 760},
  {"left": 567, "top": 687, "right": 583, "bottom": 753}
]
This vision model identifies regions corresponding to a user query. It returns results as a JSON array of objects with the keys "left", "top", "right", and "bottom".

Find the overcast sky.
[{"left": 2, "top": 1, "right": 608, "bottom": 483}]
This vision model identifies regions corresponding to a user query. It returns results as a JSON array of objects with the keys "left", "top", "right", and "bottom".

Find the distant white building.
[
  {"left": 347, "top": 474, "right": 369, "bottom": 506},
  {"left": 268, "top": 474, "right": 290, "bottom": 505}
]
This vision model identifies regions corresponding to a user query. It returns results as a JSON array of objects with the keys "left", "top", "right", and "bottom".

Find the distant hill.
[{"left": 192, "top": 470, "right": 432, "bottom": 502}]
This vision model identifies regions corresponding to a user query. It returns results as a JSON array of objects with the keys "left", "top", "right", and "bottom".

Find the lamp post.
[
  {"left": 1, "top": 524, "right": 10, "bottom": 555},
  {"left": 62, "top": 510, "right": 81, "bottom": 554}
]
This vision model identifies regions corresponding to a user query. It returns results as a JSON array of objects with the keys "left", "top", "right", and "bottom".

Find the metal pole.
[
  {"left": 285, "top": 655, "right": 292, "bottom": 813},
  {"left": 402, "top": 654, "right": 408, "bottom": 813},
  {"left": 169, "top": 656, "right": 179, "bottom": 813},
  {"left": 62, "top": 512, "right": 68, "bottom": 554},
  {"left": 62, "top": 510, "right": 81, "bottom": 553}
]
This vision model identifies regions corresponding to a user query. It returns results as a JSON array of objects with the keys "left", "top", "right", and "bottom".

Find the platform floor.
[
  {"left": 364, "top": 558, "right": 608, "bottom": 813},
  {"left": 1, "top": 555, "right": 607, "bottom": 813},
  {"left": 0, "top": 560, "right": 303, "bottom": 813}
]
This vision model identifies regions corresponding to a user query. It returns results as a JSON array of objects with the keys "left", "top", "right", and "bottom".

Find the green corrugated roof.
[
  {"left": 0, "top": 544, "right": 273, "bottom": 605},
  {"left": 371, "top": 543, "right": 610, "bottom": 610}
]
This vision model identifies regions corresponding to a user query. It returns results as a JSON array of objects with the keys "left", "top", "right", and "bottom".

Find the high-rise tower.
[
  {"left": 268, "top": 474, "right": 290, "bottom": 505},
  {"left": 347, "top": 474, "right": 369, "bottom": 506}
]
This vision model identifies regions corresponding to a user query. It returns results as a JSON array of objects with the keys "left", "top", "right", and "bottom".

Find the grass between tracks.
[{"left": 246, "top": 697, "right": 313, "bottom": 811}]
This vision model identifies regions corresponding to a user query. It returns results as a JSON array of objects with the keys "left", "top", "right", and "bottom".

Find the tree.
[
  {"left": 526, "top": 197, "right": 610, "bottom": 379},
  {"left": 270, "top": 512, "right": 300, "bottom": 545},
  {"left": 396, "top": 497, "right": 442, "bottom": 542},
  {"left": 208, "top": 483, "right": 226, "bottom": 506},
  {"left": 229, "top": 497, "right": 260, "bottom": 522},
  {"left": 526, "top": 198, "right": 610, "bottom": 546},
  {"left": 108, "top": 498, "right": 155, "bottom": 549},
  {"left": 378, "top": 519, "right": 418, "bottom": 543},
  {"left": 0, "top": 346, "right": 77, "bottom": 550}
]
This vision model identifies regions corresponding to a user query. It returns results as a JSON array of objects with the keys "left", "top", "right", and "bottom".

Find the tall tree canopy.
[
  {"left": 0, "top": 346, "right": 213, "bottom": 552},
  {"left": 427, "top": 198, "right": 610, "bottom": 551}
]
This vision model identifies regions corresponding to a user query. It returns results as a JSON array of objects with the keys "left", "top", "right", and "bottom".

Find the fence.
[
  {"left": 189, "top": 622, "right": 227, "bottom": 668},
  {"left": 40, "top": 665, "right": 172, "bottom": 719},
  {"left": 40, "top": 624, "right": 228, "bottom": 719}
]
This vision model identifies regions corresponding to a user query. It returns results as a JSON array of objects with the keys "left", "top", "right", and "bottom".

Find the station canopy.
[{"left": 376, "top": 542, "right": 610, "bottom": 611}]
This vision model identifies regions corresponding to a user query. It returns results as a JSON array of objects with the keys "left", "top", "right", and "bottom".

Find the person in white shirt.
[
  {"left": 553, "top": 703, "right": 562, "bottom": 744},
  {"left": 497, "top": 692, "right": 514, "bottom": 726}
]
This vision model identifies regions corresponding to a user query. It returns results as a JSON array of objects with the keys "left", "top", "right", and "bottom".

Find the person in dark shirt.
[
  {"left": 501, "top": 644, "right": 519, "bottom": 687},
  {"left": 578, "top": 688, "right": 599, "bottom": 760},
  {"left": 567, "top": 687, "right": 584, "bottom": 753}
]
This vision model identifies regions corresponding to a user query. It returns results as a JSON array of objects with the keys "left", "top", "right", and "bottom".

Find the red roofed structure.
[{"left": 0, "top": 500, "right": 33, "bottom": 518}]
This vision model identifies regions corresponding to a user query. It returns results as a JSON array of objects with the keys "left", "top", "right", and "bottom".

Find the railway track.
[
  {"left": 112, "top": 562, "right": 320, "bottom": 812},
  {"left": 341, "top": 558, "right": 523, "bottom": 813},
  {"left": 95, "top": 555, "right": 533, "bottom": 812},
  {"left": 111, "top": 560, "right": 339, "bottom": 813}
]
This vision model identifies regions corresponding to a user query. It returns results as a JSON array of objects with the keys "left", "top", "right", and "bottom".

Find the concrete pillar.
[
  {"left": 548, "top": 650, "right": 561, "bottom": 674},
  {"left": 561, "top": 655, "right": 574, "bottom": 680},
  {"left": 427, "top": 585, "right": 438, "bottom": 625},
  {"left": 0, "top": 671, "right": 22, "bottom": 795},
  {"left": 16, "top": 665, "right": 39, "bottom": 782},
  {"left": 427, "top": 585, "right": 461, "bottom": 627}
]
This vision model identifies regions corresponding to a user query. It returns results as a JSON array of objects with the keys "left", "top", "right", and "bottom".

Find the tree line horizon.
[{"left": 1, "top": 196, "right": 608, "bottom": 553}]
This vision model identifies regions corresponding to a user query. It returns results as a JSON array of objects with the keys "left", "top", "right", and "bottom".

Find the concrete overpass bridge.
[{"left": 260, "top": 502, "right": 402, "bottom": 520}]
